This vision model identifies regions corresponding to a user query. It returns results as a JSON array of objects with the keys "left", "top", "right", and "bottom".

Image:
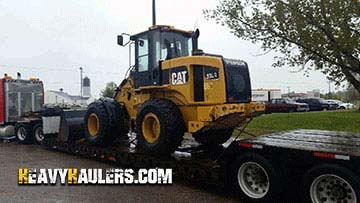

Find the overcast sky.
[{"left": 0, "top": 0, "right": 338, "bottom": 97}]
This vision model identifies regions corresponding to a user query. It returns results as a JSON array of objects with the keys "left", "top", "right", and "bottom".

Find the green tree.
[
  {"left": 345, "top": 84, "right": 360, "bottom": 102},
  {"left": 205, "top": 0, "right": 360, "bottom": 93},
  {"left": 100, "top": 82, "right": 117, "bottom": 98}
]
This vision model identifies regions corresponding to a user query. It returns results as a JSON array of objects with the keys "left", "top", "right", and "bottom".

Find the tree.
[
  {"left": 345, "top": 83, "right": 360, "bottom": 102},
  {"left": 100, "top": 82, "right": 117, "bottom": 98},
  {"left": 205, "top": 0, "right": 360, "bottom": 93}
]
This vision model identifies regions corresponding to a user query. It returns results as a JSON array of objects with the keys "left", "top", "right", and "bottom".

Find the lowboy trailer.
[{"left": 41, "top": 107, "right": 360, "bottom": 203}]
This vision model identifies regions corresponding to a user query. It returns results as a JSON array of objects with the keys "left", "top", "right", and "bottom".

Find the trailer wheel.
[
  {"left": 301, "top": 164, "right": 359, "bottom": 203},
  {"left": 15, "top": 123, "right": 33, "bottom": 144},
  {"left": 230, "top": 153, "right": 283, "bottom": 202},
  {"left": 136, "top": 99, "right": 185, "bottom": 155},
  {"left": 33, "top": 123, "right": 44, "bottom": 144}
]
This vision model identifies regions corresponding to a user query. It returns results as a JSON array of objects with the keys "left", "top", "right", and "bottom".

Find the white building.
[
  {"left": 45, "top": 90, "right": 93, "bottom": 106},
  {"left": 252, "top": 89, "right": 282, "bottom": 102},
  {"left": 45, "top": 75, "right": 93, "bottom": 106},
  {"left": 306, "top": 89, "right": 321, "bottom": 98}
]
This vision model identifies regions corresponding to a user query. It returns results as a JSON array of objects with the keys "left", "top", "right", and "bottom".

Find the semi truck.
[{"left": 0, "top": 74, "right": 44, "bottom": 144}]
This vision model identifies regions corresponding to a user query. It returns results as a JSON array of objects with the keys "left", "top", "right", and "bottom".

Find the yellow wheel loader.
[{"left": 84, "top": 25, "right": 264, "bottom": 154}]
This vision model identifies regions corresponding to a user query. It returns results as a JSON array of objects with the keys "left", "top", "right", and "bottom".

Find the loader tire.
[
  {"left": 84, "top": 99, "right": 129, "bottom": 145},
  {"left": 193, "top": 128, "right": 234, "bottom": 146},
  {"left": 136, "top": 99, "right": 185, "bottom": 155}
]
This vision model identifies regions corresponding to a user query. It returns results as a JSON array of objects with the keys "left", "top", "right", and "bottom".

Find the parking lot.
[{"left": 0, "top": 142, "right": 239, "bottom": 203}]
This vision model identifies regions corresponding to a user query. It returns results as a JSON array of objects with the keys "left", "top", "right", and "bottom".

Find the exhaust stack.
[{"left": 152, "top": 0, "right": 156, "bottom": 26}]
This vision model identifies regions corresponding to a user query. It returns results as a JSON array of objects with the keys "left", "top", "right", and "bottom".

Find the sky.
[{"left": 0, "top": 0, "right": 338, "bottom": 97}]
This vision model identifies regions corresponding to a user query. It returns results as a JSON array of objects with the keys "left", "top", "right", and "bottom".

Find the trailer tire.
[
  {"left": 15, "top": 123, "right": 33, "bottom": 144},
  {"left": 301, "top": 164, "right": 360, "bottom": 203},
  {"left": 136, "top": 99, "right": 185, "bottom": 155},
  {"left": 33, "top": 123, "right": 44, "bottom": 144},
  {"left": 229, "top": 153, "right": 283, "bottom": 203}
]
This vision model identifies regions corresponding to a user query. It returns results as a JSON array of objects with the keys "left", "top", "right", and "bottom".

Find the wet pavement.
[{"left": 0, "top": 142, "right": 240, "bottom": 203}]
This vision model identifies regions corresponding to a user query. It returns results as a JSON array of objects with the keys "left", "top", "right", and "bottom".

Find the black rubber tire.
[
  {"left": 193, "top": 128, "right": 233, "bottom": 146},
  {"left": 229, "top": 153, "right": 284, "bottom": 203},
  {"left": 32, "top": 123, "right": 44, "bottom": 144},
  {"left": 15, "top": 123, "right": 33, "bottom": 144},
  {"left": 136, "top": 99, "right": 185, "bottom": 155},
  {"left": 301, "top": 164, "right": 360, "bottom": 203},
  {"left": 84, "top": 99, "right": 129, "bottom": 145}
]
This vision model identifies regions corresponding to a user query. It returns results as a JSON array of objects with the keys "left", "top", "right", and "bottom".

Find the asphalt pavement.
[{"left": 0, "top": 142, "right": 240, "bottom": 203}]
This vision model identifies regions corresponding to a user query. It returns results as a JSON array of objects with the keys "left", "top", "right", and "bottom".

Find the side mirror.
[
  {"left": 117, "top": 33, "right": 130, "bottom": 46},
  {"left": 117, "top": 35, "right": 124, "bottom": 46}
]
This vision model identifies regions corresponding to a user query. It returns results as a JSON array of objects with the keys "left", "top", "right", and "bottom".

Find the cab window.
[{"left": 137, "top": 37, "right": 149, "bottom": 72}]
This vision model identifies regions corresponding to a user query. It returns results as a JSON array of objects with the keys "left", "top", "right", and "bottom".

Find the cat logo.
[{"left": 171, "top": 67, "right": 188, "bottom": 85}]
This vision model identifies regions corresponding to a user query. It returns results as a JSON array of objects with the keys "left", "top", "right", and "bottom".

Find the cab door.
[{"left": 134, "top": 31, "right": 160, "bottom": 88}]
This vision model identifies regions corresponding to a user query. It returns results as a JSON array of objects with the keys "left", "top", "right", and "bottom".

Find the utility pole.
[
  {"left": 152, "top": 0, "right": 156, "bottom": 26},
  {"left": 80, "top": 67, "right": 83, "bottom": 97},
  {"left": 287, "top": 86, "right": 291, "bottom": 96}
]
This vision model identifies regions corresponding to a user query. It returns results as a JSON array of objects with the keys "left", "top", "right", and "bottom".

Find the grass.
[{"left": 237, "top": 110, "right": 360, "bottom": 137}]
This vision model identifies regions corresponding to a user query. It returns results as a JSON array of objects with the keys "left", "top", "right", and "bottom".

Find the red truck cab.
[{"left": 0, "top": 75, "right": 44, "bottom": 143}]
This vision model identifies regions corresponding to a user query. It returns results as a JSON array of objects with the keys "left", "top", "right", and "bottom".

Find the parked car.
[
  {"left": 326, "top": 99, "right": 356, "bottom": 110},
  {"left": 296, "top": 98, "right": 330, "bottom": 111},
  {"left": 338, "top": 102, "right": 356, "bottom": 110},
  {"left": 325, "top": 99, "right": 340, "bottom": 110},
  {"left": 265, "top": 98, "right": 309, "bottom": 113}
]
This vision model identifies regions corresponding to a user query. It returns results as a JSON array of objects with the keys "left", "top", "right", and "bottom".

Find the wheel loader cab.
[{"left": 128, "top": 26, "right": 195, "bottom": 88}]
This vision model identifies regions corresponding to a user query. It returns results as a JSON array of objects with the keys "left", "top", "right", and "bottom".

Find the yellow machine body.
[{"left": 115, "top": 55, "right": 264, "bottom": 134}]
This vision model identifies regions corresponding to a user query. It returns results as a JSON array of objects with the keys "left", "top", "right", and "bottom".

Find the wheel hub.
[
  {"left": 35, "top": 127, "right": 44, "bottom": 141},
  {"left": 330, "top": 185, "right": 346, "bottom": 199},
  {"left": 88, "top": 113, "right": 100, "bottom": 136},
  {"left": 17, "top": 127, "right": 26, "bottom": 141},
  {"left": 142, "top": 113, "right": 160, "bottom": 144},
  {"left": 310, "top": 174, "right": 356, "bottom": 203},
  {"left": 237, "top": 162, "right": 270, "bottom": 199}
]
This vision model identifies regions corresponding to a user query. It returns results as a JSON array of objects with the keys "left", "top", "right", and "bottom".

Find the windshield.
[
  {"left": 319, "top": 98, "right": 327, "bottom": 103},
  {"left": 157, "top": 32, "right": 192, "bottom": 61}
]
